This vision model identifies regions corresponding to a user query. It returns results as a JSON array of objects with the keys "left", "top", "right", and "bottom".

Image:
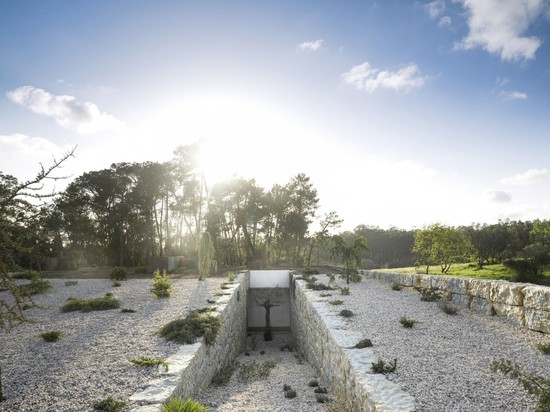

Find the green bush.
[
  {"left": 504, "top": 258, "right": 543, "bottom": 283},
  {"left": 134, "top": 266, "right": 148, "bottom": 274},
  {"left": 161, "top": 397, "right": 210, "bottom": 412},
  {"left": 20, "top": 277, "right": 52, "bottom": 295},
  {"left": 227, "top": 272, "right": 238, "bottom": 281},
  {"left": 339, "top": 309, "right": 354, "bottom": 318},
  {"left": 40, "top": 330, "right": 61, "bottom": 342},
  {"left": 150, "top": 269, "right": 173, "bottom": 298},
  {"left": 196, "top": 306, "right": 217, "bottom": 314},
  {"left": 340, "top": 287, "right": 350, "bottom": 296},
  {"left": 92, "top": 396, "right": 126, "bottom": 412},
  {"left": 306, "top": 282, "right": 334, "bottom": 291},
  {"left": 314, "top": 386, "right": 328, "bottom": 394},
  {"left": 130, "top": 355, "right": 168, "bottom": 371},
  {"left": 319, "top": 293, "right": 332, "bottom": 297},
  {"left": 308, "top": 379, "right": 319, "bottom": 387},
  {"left": 391, "top": 282, "right": 402, "bottom": 291},
  {"left": 302, "top": 267, "right": 319, "bottom": 275},
  {"left": 354, "top": 338, "right": 373, "bottom": 349},
  {"left": 284, "top": 388, "right": 297, "bottom": 398},
  {"left": 328, "top": 299, "right": 343, "bottom": 305},
  {"left": 440, "top": 303, "right": 459, "bottom": 315},
  {"left": 159, "top": 310, "right": 221, "bottom": 346},
  {"left": 371, "top": 358, "right": 397, "bottom": 374},
  {"left": 400, "top": 315, "right": 417, "bottom": 328},
  {"left": 316, "top": 394, "right": 330, "bottom": 403},
  {"left": 121, "top": 308, "right": 136, "bottom": 313},
  {"left": 109, "top": 267, "right": 127, "bottom": 281},
  {"left": 12, "top": 271, "right": 40, "bottom": 280},
  {"left": 537, "top": 343, "right": 550, "bottom": 355},
  {"left": 61, "top": 295, "right": 120, "bottom": 313}
]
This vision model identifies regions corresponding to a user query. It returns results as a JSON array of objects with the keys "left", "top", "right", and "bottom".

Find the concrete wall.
[
  {"left": 290, "top": 274, "right": 415, "bottom": 412},
  {"left": 249, "top": 270, "right": 290, "bottom": 288},
  {"left": 362, "top": 270, "right": 550, "bottom": 334},
  {"left": 130, "top": 273, "right": 249, "bottom": 411}
]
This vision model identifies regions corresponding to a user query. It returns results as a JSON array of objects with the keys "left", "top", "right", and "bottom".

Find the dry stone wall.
[{"left": 363, "top": 270, "right": 550, "bottom": 334}]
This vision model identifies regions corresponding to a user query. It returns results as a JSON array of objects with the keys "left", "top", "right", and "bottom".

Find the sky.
[{"left": 1, "top": 0, "right": 550, "bottom": 231}]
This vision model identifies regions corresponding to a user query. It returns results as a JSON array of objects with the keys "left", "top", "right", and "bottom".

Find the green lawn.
[{"left": 376, "top": 263, "right": 550, "bottom": 287}]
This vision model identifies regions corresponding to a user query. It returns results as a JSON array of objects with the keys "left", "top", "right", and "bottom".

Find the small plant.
[
  {"left": 440, "top": 302, "right": 459, "bottom": 315},
  {"left": 400, "top": 315, "right": 417, "bottom": 328},
  {"left": 415, "top": 287, "right": 441, "bottom": 302},
  {"left": 214, "top": 292, "right": 230, "bottom": 296},
  {"left": 196, "top": 306, "right": 217, "bottom": 314},
  {"left": 314, "top": 386, "right": 328, "bottom": 394},
  {"left": 109, "top": 267, "right": 127, "bottom": 282},
  {"left": 130, "top": 355, "right": 169, "bottom": 371},
  {"left": 220, "top": 283, "right": 231, "bottom": 290},
  {"left": 537, "top": 343, "right": 550, "bottom": 355},
  {"left": 21, "top": 303, "right": 32, "bottom": 310},
  {"left": 316, "top": 394, "right": 330, "bottom": 403},
  {"left": 112, "top": 280, "right": 121, "bottom": 287},
  {"left": 260, "top": 350, "right": 265, "bottom": 355},
  {"left": 40, "top": 330, "right": 61, "bottom": 342},
  {"left": 150, "top": 269, "right": 173, "bottom": 298},
  {"left": 62, "top": 295, "right": 120, "bottom": 312},
  {"left": 328, "top": 299, "right": 344, "bottom": 305},
  {"left": 303, "top": 274, "right": 317, "bottom": 284},
  {"left": 306, "top": 282, "right": 334, "bottom": 291},
  {"left": 159, "top": 310, "right": 221, "bottom": 346},
  {"left": 491, "top": 359, "right": 550, "bottom": 412},
  {"left": 340, "top": 287, "right": 350, "bottom": 296},
  {"left": 20, "top": 277, "right": 52, "bottom": 295},
  {"left": 280, "top": 343, "right": 292, "bottom": 352},
  {"left": 161, "top": 397, "right": 210, "bottom": 412},
  {"left": 283, "top": 384, "right": 292, "bottom": 391},
  {"left": 121, "top": 308, "right": 136, "bottom": 313},
  {"left": 391, "top": 282, "right": 402, "bottom": 291},
  {"left": 339, "top": 309, "right": 354, "bottom": 318},
  {"left": 228, "top": 272, "right": 238, "bottom": 281},
  {"left": 308, "top": 379, "right": 319, "bottom": 387},
  {"left": 105, "top": 292, "right": 113, "bottom": 297},
  {"left": 206, "top": 299, "right": 216, "bottom": 304},
  {"left": 92, "top": 396, "right": 126, "bottom": 412},
  {"left": 302, "top": 267, "right": 320, "bottom": 275},
  {"left": 12, "top": 271, "right": 39, "bottom": 280},
  {"left": 371, "top": 358, "right": 397, "bottom": 374},
  {"left": 284, "top": 388, "right": 297, "bottom": 398},
  {"left": 354, "top": 338, "right": 373, "bottom": 349},
  {"left": 327, "top": 273, "right": 336, "bottom": 283},
  {"left": 320, "top": 293, "right": 332, "bottom": 297},
  {"left": 65, "top": 280, "right": 78, "bottom": 286},
  {"left": 237, "top": 360, "right": 277, "bottom": 381}
]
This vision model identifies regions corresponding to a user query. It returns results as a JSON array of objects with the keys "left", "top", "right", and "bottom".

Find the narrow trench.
[{"left": 196, "top": 333, "right": 338, "bottom": 411}]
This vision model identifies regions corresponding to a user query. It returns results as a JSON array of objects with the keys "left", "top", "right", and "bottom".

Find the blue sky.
[{"left": 1, "top": 0, "right": 549, "bottom": 230}]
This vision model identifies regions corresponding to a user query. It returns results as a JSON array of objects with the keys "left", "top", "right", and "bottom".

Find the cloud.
[
  {"left": 438, "top": 16, "right": 452, "bottom": 26},
  {"left": 484, "top": 190, "right": 512, "bottom": 203},
  {"left": 297, "top": 39, "right": 323, "bottom": 52},
  {"left": 6, "top": 86, "right": 124, "bottom": 134},
  {"left": 454, "top": 0, "right": 547, "bottom": 61},
  {"left": 501, "top": 168, "right": 550, "bottom": 185},
  {"left": 424, "top": 0, "right": 446, "bottom": 18},
  {"left": 500, "top": 90, "right": 528, "bottom": 100},
  {"left": 342, "top": 62, "right": 427, "bottom": 93}
]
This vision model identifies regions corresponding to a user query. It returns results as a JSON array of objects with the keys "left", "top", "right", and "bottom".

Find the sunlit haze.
[{"left": 1, "top": 1, "right": 550, "bottom": 230}]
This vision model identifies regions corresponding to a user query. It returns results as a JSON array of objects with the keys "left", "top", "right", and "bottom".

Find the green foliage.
[
  {"left": 306, "top": 282, "right": 334, "bottom": 291},
  {"left": 198, "top": 232, "right": 215, "bottom": 281},
  {"left": 206, "top": 299, "right": 216, "bottom": 304},
  {"left": 400, "top": 315, "right": 418, "bottom": 328},
  {"left": 92, "top": 396, "right": 126, "bottom": 412},
  {"left": 340, "top": 287, "right": 350, "bottom": 296},
  {"left": 196, "top": 306, "right": 217, "bottom": 314},
  {"left": 316, "top": 394, "right": 330, "bottom": 403},
  {"left": 159, "top": 310, "right": 221, "bottom": 346},
  {"left": 40, "top": 330, "right": 61, "bottom": 342},
  {"left": 150, "top": 269, "right": 173, "bottom": 298},
  {"left": 61, "top": 295, "right": 120, "bottom": 313},
  {"left": 161, "top": 397, "right": 210, "bottom": 412},
  {"left": 214, "top": 292, "right": 230, "bottom": 296},
  {"left": 302, "top": 267, "right": 319, "bottom": 275},
  {"left": 491, "top": 359, "right": 550, "bottom": 412},
  {"left": 284, "top": 388, "right": 297, "bottom": 398},
  {"left": 112, "top": 280, "right": 121, "bottom": 287},
  {"left": 308, "top": 379, "right": 319, "bottom": 387},
  {"left": 354, "top": 338, "right": 373, "bottom": 349},
  {"left": 121, "top": 308, "right": 136, "bottom": 313},
  {"left": 20, "top": 276, "right": 52, "bottom": 295},
  {"left": 339, "top": 309, "right": 354, "bottom": 318},
  {"left": 327, "top": 273, "right": 336, "bottom": 283},
  {"left": 134, "top": 266, "right": 148, "bottom": 274},
  {"left": 415, "top": 287, "right": 442, "bottom": 302},
  {"left": 328, "top": 299, "right": 343, "bottom": 305},
  {"left": 440, "top": 302, "right": 459, "bottom": 315},
  {"left": 227, "top": 272, "right": 238, "bottom": 281},
  {"left": 109, "top": 267, "right": 127, "bottom": 281},
  {"left": 329, "top": 235, "right": 368, "bottom": 284},
  {"left": 314, "top": 386, "right": 328, "bottom": 394},
  {"left": 504, "top": 258, "right": 544, "bottom": 283},
  {"left": 371, "top": 358, "right": 397, "bottom": 374},
  {"left": 391, "top": 282, "right": 402, "bottom": 291},
  {"left": 65, "top": 280, "right": 78, "bottom": 286},
  {"left": 237, "top": 360, "right": 277, "bottom": 381},
  {"left": 319, "top": 293, "right": 332, "bottom": 297},
  {"left": 12, "top": 271, "right": 39, "bottom": 280},
  {"left": 537, "top": 343, "right": 550, "bottom": 355},
  {"left": 130, "top": 355, "right": 168, "bottom": 371}
]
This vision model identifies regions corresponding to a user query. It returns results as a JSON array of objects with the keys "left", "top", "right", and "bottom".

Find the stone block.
[
  {"left": 430, "top": 275, "right": 448, "bottom": 291},
  {"left": 450, "top": 293, "right": 471, "bottom": 308},
  {"left": 467, "top": 279, "right": 492, "bottom": 300},
  {"left": 490, "top": 281, "right": 526, "bottom": 306},
  {"left": 492, "top": 302, "right": 525, "bottom": 327},
  {"left": 470, "top": 297, "right": 494, "bottom": 315},
  {"left": 523, "top": 286, "right": 550, "bottom": 311},
  {"left": 402, "top": 274, "right": 414, "bottom": 287},
  {"left": 525, "top": 308, "right": 550, "bottom": 334},
  {"left": 332, "top": 330, "right": 364, "bottom": 348},
  {"left": 447, "top": 277, "right": 469, "bottom": 294},
  {"left": 413, "top": 274, "right": 431, "bottom": 289}
]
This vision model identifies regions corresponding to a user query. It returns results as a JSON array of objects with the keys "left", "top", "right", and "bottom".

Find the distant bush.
[
  {"left": 40, "top": 330, "right": 61, "bottom": 342},
  {"left": 504, "top": 258, "right": 543, "bottom": 283},
  {"left": 161, "top": 397, "right": 209, "bottom": 412},
  {"left": 150, "top": 269, "right": 173, "bottom": 298},
  {"left": 159, "top": 310, "right": 221, "bottom": 346},
  {"left": 371, "top": 358, "right": 397, "bottom": 374},
  {"left": 134, "top": 266, "right": 148, "bottom": 274},
  {"left": 61, "top": 294, "right": 120, "bottom": 313},
  {"left": 92, "top": 396, "right": 126, "bottom": 412},
  {"left": 228, "top": 272, "right": 238, "bottom": 281},
  {"left": 109, "top": 267, "right": 127, "bottom": 282},
  {"left": 354, "top": 338, "right": 373, "bottom": 349},
  {"left": 328, "top": 299, "right": 343, "bottom": 305},
  {"left": 302, "top": 267, "right": 319, "bottom": 275}
]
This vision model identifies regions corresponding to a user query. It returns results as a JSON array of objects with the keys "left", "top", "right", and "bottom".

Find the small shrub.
[
  {"left": 227, "top": 272, "right": 238, "bottom": 281},
  {"left": 12, "top": 271, "right": 39, "bottom": 280},
  {"left": 40, "top": 330, "right": 61, "bottom": 342},
  {"left": 21, "top": 303, "right": 32, "bottom": 310},
  {"left": 62, "top": 296, "right": 120, "bottom": 313},
  {"left": 150, "top": 269, "right": 173, "bottom": 298},
  {"left": 159, "top": 310, "right": 221, "bottom": 346},
  {"left": 220, "top": 283, "right": 231, "bottom": 290},
  {"left": 354, "top": 338, "right": 373, "bottom": 349},
  {"left": 280, "top": 343, "right": 293, "bottom": 352},
  {"left": 537, "top": 343, "right": 550, "bottom": 355},
  {"left": 92, "top": 396, "right": 126, "bottom": 412},
  {"left": 340, "top": 287, "right": 350, "bottom": 296},
  {"left": 20, "top": 277, "right": 52, "bottom": 295},
  {"left": 130, "top": 355, "right": 169, "bottom": 371},
  {"left": 316, "top": 394, "right": 330, "bottom": 403},
  {"left": 328, "top": 299, "right": 343, "bottom": 305},
  {"left": 112, "top": 280, "right": 121, "bottom": 287},
  {"left": 283, "top": 384, "right": 292, "bottom": 391},
  {"left": 371, "top": 358, "right": 397, "bottom": 374},
  {"left": 320, "top": 293, "right": 332, "bottom": 297},
  {"left": 306, "top": 282, "right": 334, "bottom": 291},
  {"left": 284, "top": 389, "right": 297, "bottom": 399},
  {"left": 400, "top": 315, "right": 417, "bottom": 328},
  {"left": 121, "top": 308, "right": 136, "bottom": 313},
  {"left": 308, "top": 379, "right": 319, "bottom": 387},
  {"left": 214, "top": 292, "right": 230, "bottom": 297},
  {"left": 440, "top": 303, "right": 459, "bottom": 315},
  {"left": 211, "top": 363, "right": 235, "bottom": 386},
  {"left": 327, "top": 273, "right": 336, "bottom": 283},
  {"left": 134, "top": 266, "right": 148, "bottom": 274},
  {"left": 109, "top": 267, "right": 127, "bottom": 282},
  {"left": 206, "top": 299, "right": 216, "bottom": 304},
  {"left": 314, "top": 386, "right": 328, "bottom": 394},
  {"left": 105, "top": 292, "right": 113, "bottom": 297},
  {"left": 303, "top": 274, "right": 317, "bottom": 284},
  {"left": 302, "top": 267, "right": 319, "bottom": 275},
  {"left": 339, "top": 309, "right": 354, "bottom": 318},
  {"left": 161, "top": 397, "right": 209, "bottom": 412},
  {"left": 391, "top": 282, "right": 402, "bottom": 291},
  {"left": 196, "top": 306, "right": 217, "bottom": 314},
  {"left": 65, "top": 280, "right": 78, "bottom": 286},
  {"left": 415, "top": 287, "right": 441, "bottom": 302}
]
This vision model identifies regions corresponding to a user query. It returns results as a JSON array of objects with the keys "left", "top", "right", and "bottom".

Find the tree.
[
  {"left": 198, "top": 231, "right": 215, "bottom": 280},
  {"left": 305, "top": 211, "right": 343, "bottom": 267},
  {"left": 254, "top": 287, "right": 285, "bottom": 341},
  {"left": 329, "top": 235, "right": 369, "bottom": 284}
]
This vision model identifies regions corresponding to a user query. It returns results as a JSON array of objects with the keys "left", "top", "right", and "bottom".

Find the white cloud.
[
  {"left": 6, "top": 86, "right": 124, "bottom": 134},
  {"left": 484, "top": 190, "right": 512, "bottom": 203},
  {"left": 455, "top": 0, "right": 547, "bottom": 61},
  {"left": 501, "top": 168, "right": 550, "bottom": 185},
  {"left": 342, "top": 62, "right": 427, "bottom": 93},
  {"left": 500, "top": 90, "right": 528, "bottom": 100},
  {"left": 438, "top": 15, "right": 452, "bottom": 26},
  {"left": 425, "top": 0, "right": 446, "bottom": 18},
  {"left": 297, "top": 39, "right": 323, "bottom": 52}
]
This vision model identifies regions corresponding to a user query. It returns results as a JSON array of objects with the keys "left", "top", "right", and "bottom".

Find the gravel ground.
[
  {"left": 0, "top": 277, "right": 224, "bottom": 412},
  {"left": 311, "top": 275, "right": 550, "bottom": 412}
]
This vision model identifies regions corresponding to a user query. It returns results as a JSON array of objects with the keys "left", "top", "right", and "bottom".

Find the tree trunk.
[
  {"left": 1, "top": 364, "right": 3, "bottom": 401},
  {"left": 264, "top": 306, "right": 273, "bottom": 341}
]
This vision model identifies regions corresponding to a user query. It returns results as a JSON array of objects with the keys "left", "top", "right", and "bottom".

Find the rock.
[
  {"left": 523, "top": 286, "right": 550, "bottom": 311},
  {"left": 525, "top": 308, "right": 550, "bottom": 334},
  {"left": 489, "top": 282, "right": 526, "bottom": 306}
]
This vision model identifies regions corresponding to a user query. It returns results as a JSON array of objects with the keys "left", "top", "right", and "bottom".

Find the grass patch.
[
  {"left": 537, "top": 342, "right": 550, "bottom": 355},
  {"left": 328, "top": 299, "right": 343, "bottom": 305},
  {"left": 121, "top": 308, "right": 136, "bottom": 313},
  {"left": 159, "top": 310, "right": 221, "bottom": 346},
  {"left": 65, "top": 280, "right": 78, "bottom": 286},
  {"left": 130, "top": 355, "right": 168, "bottom": 371},
  {"left": 161, "top": 397, "right": 209, "bottom": 412},
  {"left": 306, "top": 282, "right": 335, "bottom": 291},
  {"left": 40, "top": 330, "right": 61, "bottom": 342},
  {"left": 237, "top": 360, "right": 277, "bottom": 381},
  {"left": 20, "top": 277, "right": 52, "bottom": 295},
  {"left": 92, "top": 396, "right": 126, "bottom": 412},
  {"left": 400, "top": 315, "right": 417, "bottom": 328},
  {"left": 339, "top": 309, "right": 354, "bottom": 318},
  {"left": 61, "top": 294, "right": 120, "bottom": 313},
  {"left": 214, "top": 292, "right": 230, "bottom": 297},
  {"left": 354, "top": 338, "right": 373, "bottom": 349},
  {"left": 340, "top": 287, "right": 350, "bottom": 296},
  {"left": 440, "top": 302, "right": 459, "bottom": 315},
  {"left": 319, "top": 293, "right": 332, "bottom": 297},
  {"left": 196, "top": 306, "right": 217, "bottom": 314},
  {"left": 206, "top": 299, "right": 216, "bottom": 304}
]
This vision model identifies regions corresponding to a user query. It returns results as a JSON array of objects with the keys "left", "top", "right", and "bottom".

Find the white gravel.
[
  {"left": 0, "top": 277, "right": 224, "bottom": 412},
  {"left": 311, "top": 275, "right": 550, "bottom": 412}
]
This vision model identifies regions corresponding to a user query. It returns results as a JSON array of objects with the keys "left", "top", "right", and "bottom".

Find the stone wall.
[
  {"left": 363, "top": 270, "right": 550, "bottom": 334},
  {"left": 290, "top": 274, "right": 415, "bottom": 412},
  {"left": 130, "top": 273, "right": 249, "bottom": 411}
]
